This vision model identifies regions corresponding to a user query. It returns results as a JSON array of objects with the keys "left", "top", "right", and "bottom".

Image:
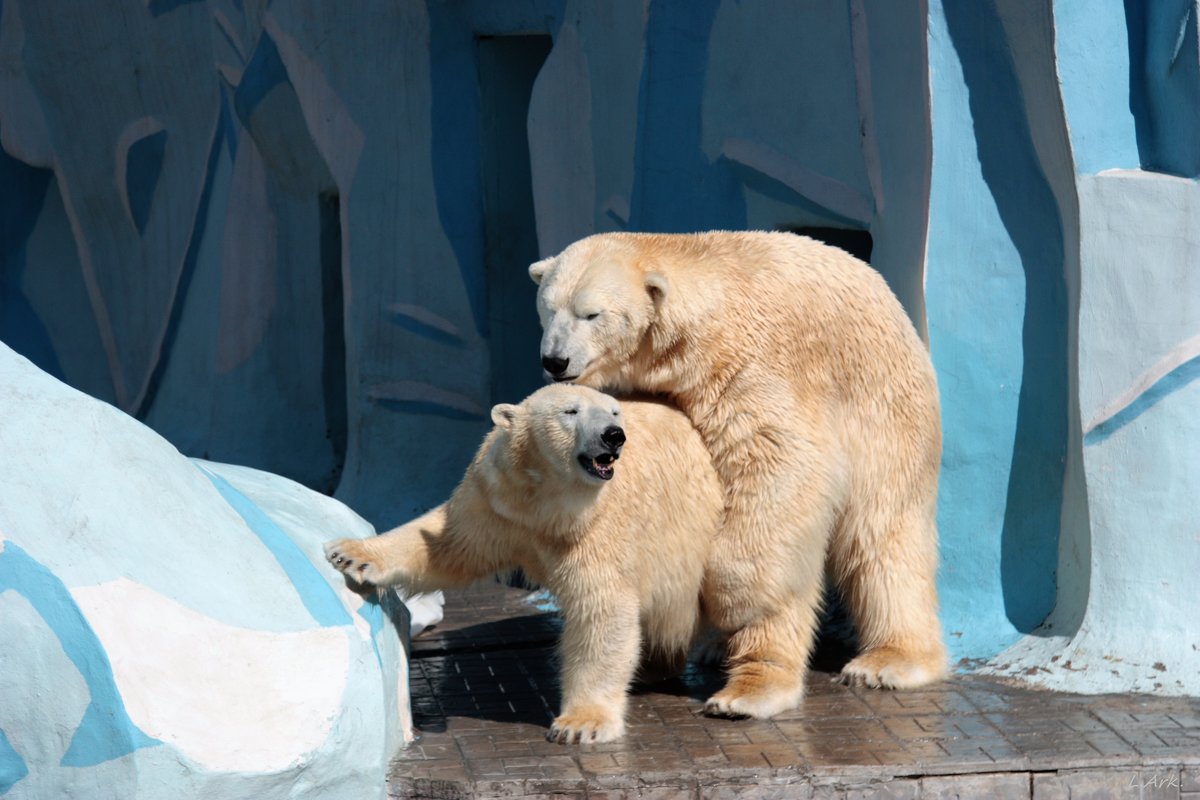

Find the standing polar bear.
[
  {"left": 325, "top": 384, "right": 722, "bottom": 743},
  {"left": 532, "top": 231, "right": 947, "bottom": 719}
]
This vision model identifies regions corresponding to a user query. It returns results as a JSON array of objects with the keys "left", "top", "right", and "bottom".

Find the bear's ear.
[
  {"left": 645, "top": 271, "right": 669, "bottom": 309},
  {"left": 528, "top": 257, "right": 553, "bottom": 285},
  {"left": 491, "top": 404, "right": 522, "bottom": 429}
]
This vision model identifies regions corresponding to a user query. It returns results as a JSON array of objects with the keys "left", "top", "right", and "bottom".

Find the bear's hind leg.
[
  {"left": 831, "top": 502, "right": 947, "bottom": 689},
  {"left": 701, "top": 443, "right": 840, "bottom": 719},
  {"left": 703, "top": 584, "right": 821, "bottom": 718}
]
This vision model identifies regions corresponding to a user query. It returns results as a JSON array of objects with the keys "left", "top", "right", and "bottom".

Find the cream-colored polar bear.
[
  {"left": 531, "top": 231, "right": 947, "bottom": 719},
  {"left": 325, "top": 384, "right": 721, "bottom": 743}
]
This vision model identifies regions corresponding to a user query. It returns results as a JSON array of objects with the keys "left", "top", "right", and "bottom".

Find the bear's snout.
[
  {"left": 577, "top": 423, "right": 624, "bottom": 482},
  {"left": 601, "top": 426, "right": 625, "bottom": 450},
  {"left": 542, "top": 355, "right": 570, "bottom": 378}
]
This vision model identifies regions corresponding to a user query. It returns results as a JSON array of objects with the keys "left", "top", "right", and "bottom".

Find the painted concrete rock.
[{"left": 0, "top": 344, "right": 438, "bottom": 799}]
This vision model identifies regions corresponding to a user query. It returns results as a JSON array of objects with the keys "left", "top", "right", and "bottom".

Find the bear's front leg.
[
  {"left": 548, "top": 579, "right": 640, "bottom": 744},
  {"left": 324, "top": 506, "right": 464, "bottom": 590}
]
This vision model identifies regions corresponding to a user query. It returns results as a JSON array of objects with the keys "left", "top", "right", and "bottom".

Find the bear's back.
[{"left": 598, "top": 231, "right": 937, "bottom": 438}]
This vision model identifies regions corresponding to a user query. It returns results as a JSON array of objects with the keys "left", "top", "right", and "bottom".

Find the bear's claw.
[
  {"left": 702, "top": 696, "right": 751, "bottom": 719},
  {"left": 324, "top": 540, "right": 377, "bottom": 584},
  {"left": 547, "top": 709, "right": 624, "bottom": 744},
  {"left": 703, "top": 667, "right": 804, "bottom": 719},
  {"left": 835, "top": 646, "right": 947, "bottom": 690}
]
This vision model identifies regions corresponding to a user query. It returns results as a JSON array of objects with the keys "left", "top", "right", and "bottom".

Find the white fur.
[
  {"left": 325, "top": 384, "right": 722, "bottom": 743},
  {"left": 531, "top": 231, "right": 948, "bottom": 718}
]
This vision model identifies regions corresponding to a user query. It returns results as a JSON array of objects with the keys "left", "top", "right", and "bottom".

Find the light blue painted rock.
[
  {"left": 0, "top": 344, "right": 434, "bottom": 799},
  {"left": 982, "top": 171, "right": 1200, "bottom": 696}
]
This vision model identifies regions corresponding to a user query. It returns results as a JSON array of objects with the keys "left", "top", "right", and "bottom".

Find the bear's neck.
[
  {"left": 623, "top": 316, "right": 740, "bottom": 422},
  {"left": 474, "top": 431, "right": 602, "bottom": 541}
]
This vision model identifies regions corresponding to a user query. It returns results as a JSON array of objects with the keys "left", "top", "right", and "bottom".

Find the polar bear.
[
  {"left": 531, "top": 231, "right": 947, "bottom": 719},
  {"left": 325, "top": 384, "right": 722, "bottom": 743}
]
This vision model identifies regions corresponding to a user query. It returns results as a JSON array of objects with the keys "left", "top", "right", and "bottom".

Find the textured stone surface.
[{"left": 387, "top": 584, "right": 1200, "bottom": 798}]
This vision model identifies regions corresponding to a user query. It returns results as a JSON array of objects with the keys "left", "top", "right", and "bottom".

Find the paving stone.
[
  {"left": 630, "top": 785, "right": 699, "bottom": 799},
  {"left": 920, "top": 772, "right": 1029, "bottom": 799},
  {"left": 1031, "top": 773, "right": 1069, "bottom": 800},
  {"left": 1134, "top": 769, "right": 1185, "bottom": 800},
  {"left": 1155, "top": 729, "right": 1200, "bottom": 749},
  {"left": 706, "top": 782, "right": 816, "bottom": 799},
  {"left": 844, "top": 780, "right": 920, "bottom": 799},
  {"left": 978, "top": 741, "right": 1032, "bottom": 768},
  {"left": 1085, "top": 732, "right": 1144, "bottom": 759},
  {"left": 1032, "top": 768, "right": 1171, "bottom": 799},
  {"left": 1183, "top": 768, "right": 1200, "bottom": 792}
]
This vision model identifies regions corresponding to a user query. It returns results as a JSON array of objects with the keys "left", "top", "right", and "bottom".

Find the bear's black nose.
[
  {"left": 542, "top": 355, "right": 569, "bottom": 376},
  {"left": 601, "top": 425, "right": 626, "bottom": 449}
]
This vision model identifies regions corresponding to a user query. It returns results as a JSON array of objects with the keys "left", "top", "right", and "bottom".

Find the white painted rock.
[{"left": 0, "top": 344, "right": 437, "bottom": 799}]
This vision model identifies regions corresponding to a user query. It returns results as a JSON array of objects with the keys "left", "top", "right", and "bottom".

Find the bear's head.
[
  {"left": 491, "top": 384, "right": 626, "bottom": 485},
  {"left": 529, "top": 235, "right": 668, "bottom": 388}
]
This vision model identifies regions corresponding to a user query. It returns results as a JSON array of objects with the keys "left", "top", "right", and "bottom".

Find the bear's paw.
[
  {"left": 836, "top": 645, "right": 947, "bottom": 690},
  {"left": 324, "top": 539, "right": 387, "bottom": 585},
  {"left": 548, "top": 706, "right": 625, "bottom": 744},
  {"left": 704, "top": 666, "right": 804, "bottom": 719}
]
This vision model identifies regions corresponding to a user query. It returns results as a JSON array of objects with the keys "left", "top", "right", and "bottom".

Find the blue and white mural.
[{"left": 1, "top": 5, "right": 1197, "bottom": 793}]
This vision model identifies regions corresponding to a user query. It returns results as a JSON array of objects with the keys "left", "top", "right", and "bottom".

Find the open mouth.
[{"left": 578, "top": 451, "right": 618, "bottom": 481}]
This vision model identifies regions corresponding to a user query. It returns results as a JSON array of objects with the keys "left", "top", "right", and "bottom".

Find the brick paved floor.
[{"left": 390, "top": 583, "right": 1200, "bottom": 799}]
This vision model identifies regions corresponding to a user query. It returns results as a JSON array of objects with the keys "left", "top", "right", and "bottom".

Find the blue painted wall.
[
  {"left": 926, "top": 0, "right": 1068, "bottom": 657},
  {"left": 2, "top": 0, "right": 1196, "bottom": 680}
]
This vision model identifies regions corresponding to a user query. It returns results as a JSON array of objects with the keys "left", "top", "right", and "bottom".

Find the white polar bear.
[
  {"left": 531, "top": 231, "right": 947, "bottom": 720},
  {"left": 325, "top": 384, "right": 722, "bottom": 743}
]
